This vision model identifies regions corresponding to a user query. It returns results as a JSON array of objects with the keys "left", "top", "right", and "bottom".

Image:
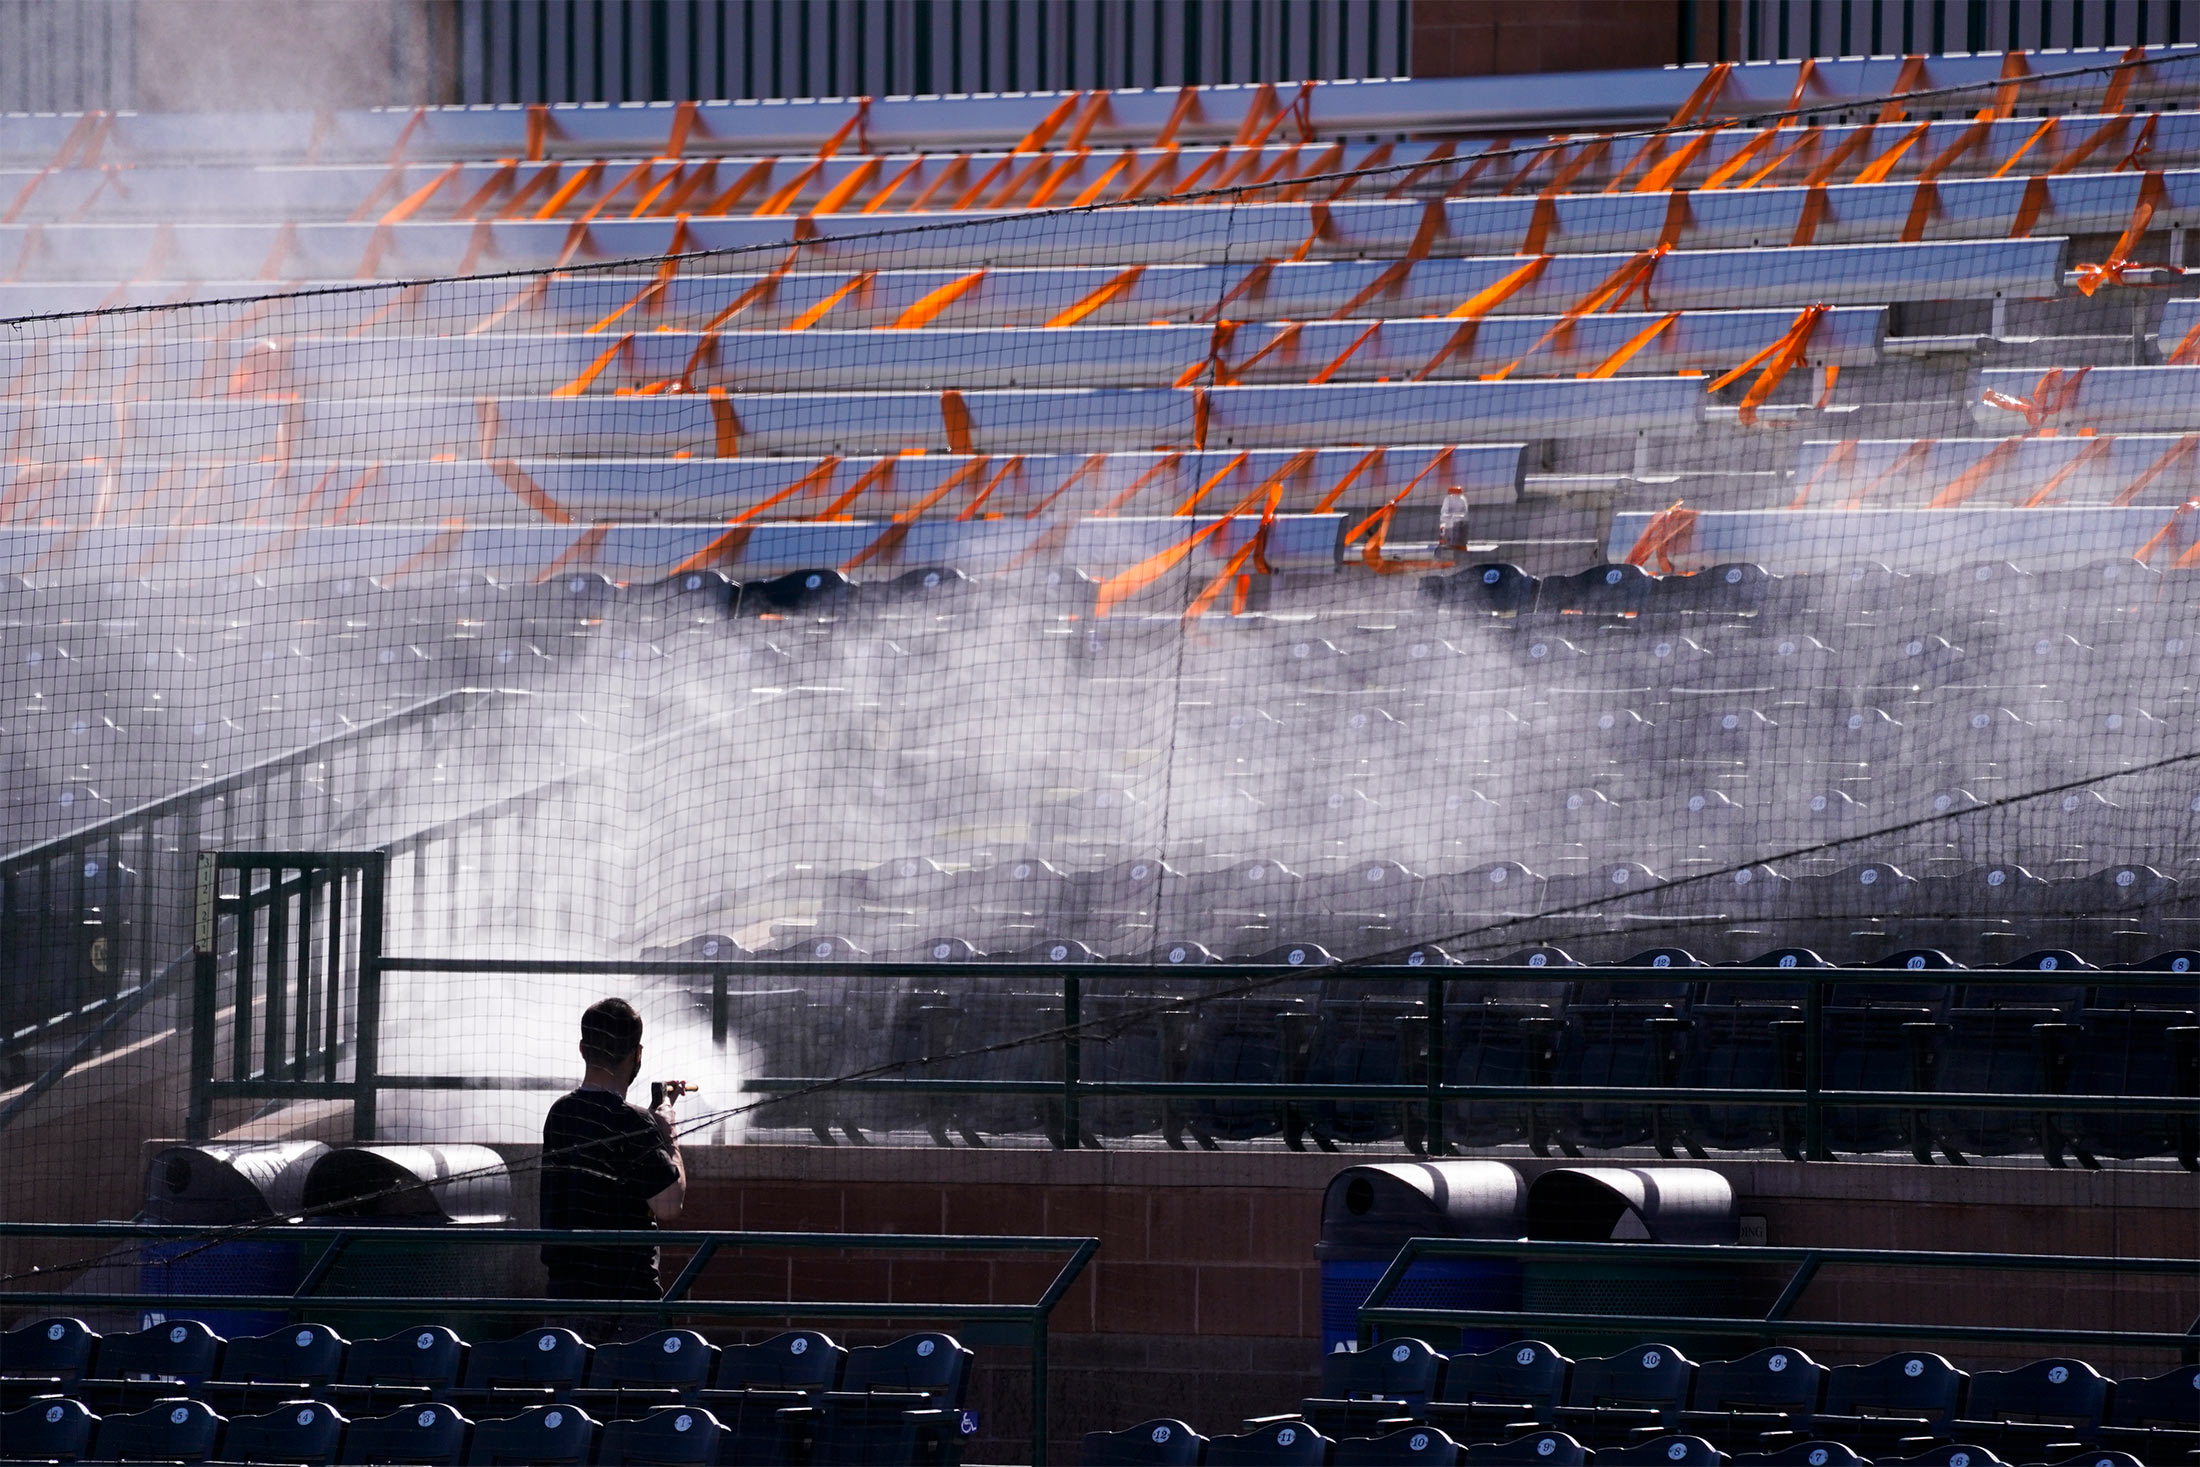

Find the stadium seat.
[
  {"left": 462, "top": 1402, "right": 597, "bottom": 1465},
  {"left": 0, "top": 1395, "right": 97, "bottom": 1462},
  {"left": 1949, "top": 1359, "right": 2109, "bottom": 1460},
  {"left": 1555, "top": 1344, "right": 1697, "bottom": 1446},
  {"left": 1296, "top": 1338, "right": 1447, "bottom": 1440},
  {"left": 2026, "top": 1454, "right": 2143, "bottom": 1467},
  {"left": 1082, "top": 1418, "right": 1208, "bottom": 1466},
  {"left": 335, "top": 1327, "right": 463, "bottom": 1391},
  {"left": 1425, "top": 1341, "right": 1571, "bottom": 1436},
  {"left": 1602, "top": 1436, "right": 1726, "bottom": 1465},
  {"left": 2094, "top": 1363, "right": 2200, "bottom": 1459},
  {"left": 2046, "top": 996, "right": 2200, "bottom": 1169},
  {"left": 334, "top": 1401, "right": 472, "bottom": 1465},
  {"left": 1677, "top": 1347, "right": 1828, "bottom": 1452},
  {"left": 575, "top": 1329, "right": 716, "bottom": 1413},
  {"left": 455, "top": 1327, "right": 590, "bottom": 1409},
  {"left": 593, "top": 1404, "right": 729, "bottom": 1466},
  {"left": 778, "top": 1332, "right": 972, "bottom": 1467},
  {"left": 0, "top": 1316, "right": 97, "bottom": 1395},
  {"left": 87, "top": 1397, "right": 225, "bottom": 1463},
  {"left": 1811, "top": 1354, "right": 1966, "bottom": 1455},
  {"left": 82, "top": 1320, "right": 223, "bottom": 1410},
  {"left": 1461, "top": 1430, "right": 1589, "bottom": 1465},
  {"left": 216, "top": 1323, "right": 346, "bottom": 1388},
  {"left": 219, "top": 1399, "right": 348, "bottom": 1466},
  {"left": 1207, "top": 1418, "right": 1337, "bottom": 1466},
  {"left": 1338, "top": 1425, "right": 1466, "bottom": 1466},
  {"left": 1732, "top": 1444, "right": 1869, "bottom": 1467},
  {"left": 708, "top": 1331, "right": 843, "bottom": 1394},
  {"left": 1873, "top": 1446, "right": 2008, "bottom": 1467}
]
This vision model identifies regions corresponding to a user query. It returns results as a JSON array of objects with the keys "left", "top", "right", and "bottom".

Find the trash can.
[
  {"left": 139, "top": 1141, "right": 329, "bottom": 1336},
  {"left": 1316, "top": 1161, "right": 1527, "bottom": 1358},
  {"left": 1521, "top": 1166, "right": 1745, "bottom": 1355},
  {"left": 298, "top": 1145, "right": 515, "bottom": 1336}
]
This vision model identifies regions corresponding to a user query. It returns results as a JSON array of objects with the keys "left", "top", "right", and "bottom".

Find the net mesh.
[{"left": 3, "top": 52, "right": 2198, "bottom": 1257}]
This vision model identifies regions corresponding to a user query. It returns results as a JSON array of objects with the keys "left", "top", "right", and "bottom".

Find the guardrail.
[
  {"left": 1354, "top": 1237, "right": 2200, "bottom": 1356},
  {"left": 362, "top": 956, "right": 2199, "bottom": 1162},
  {"left": 0, "top": 690, "right": 486, "bottom": 1058},
  {"left": 0, "top": 1221, "right": 1098, "bottom": 1467}
]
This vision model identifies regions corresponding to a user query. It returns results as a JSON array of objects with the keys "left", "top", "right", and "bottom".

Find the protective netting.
[{"left": 3, "top": 51, "right": 2199, "bottom": 1261}]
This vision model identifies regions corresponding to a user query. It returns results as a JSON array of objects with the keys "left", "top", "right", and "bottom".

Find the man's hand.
[
  {"left": 647, "top": 1103, "right": 686, "bottom": 1224},
  {"left": 649, "top": 1105, "right": 676, "bottom": 1144}
]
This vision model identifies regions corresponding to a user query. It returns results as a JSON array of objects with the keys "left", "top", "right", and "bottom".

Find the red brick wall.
[{"left": 1410, "top": 0, "right": 1735, "bottom": 76}]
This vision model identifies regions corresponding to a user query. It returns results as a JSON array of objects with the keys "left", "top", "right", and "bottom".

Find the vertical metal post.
[
  {"left": 1424, "top": 969, "right": 1447, "bottom": 1157},
  {"left": 1804, "top": 971, "right": 1829, "bottom": 1161},
  {"left": 295, "top": 869, "right": 319, "bottom": 1077},
  {"left": 324, "top": 869, "right": 345, "bottom": 1082},
  {"left": 1030, "top": 1313, "right": 1049, "bottom": 1467},
  {"left": 264, "top": 864, "right": 291, "bottom": 1079},
  {"left": 100, "top": 833, "right": 122, "bottom": 1001},
  {"left": 712, "top": 967, "right": 728, "bottom": 1046},
  {"left": 233, "top": 893, "right": 258, "bottom": 1083},
  {"left": 187, "top": 852, "right": 219, "bottom": 1142},
  {"left": 354, "top": 854, "right": 386, "bottom": 1141},
  {"left": 1061, "top": 973, "right": 1081, "bottom": 1150}
]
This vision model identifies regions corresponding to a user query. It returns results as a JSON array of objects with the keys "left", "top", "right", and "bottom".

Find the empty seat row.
[{"left": 1081, "top": 1341, "right": 2197, "bottom": 1466}]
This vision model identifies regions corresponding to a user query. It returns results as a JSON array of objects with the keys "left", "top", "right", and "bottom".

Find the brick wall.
[{"left": 1410, "top": 1, "right": 1739, "bottom": 76}]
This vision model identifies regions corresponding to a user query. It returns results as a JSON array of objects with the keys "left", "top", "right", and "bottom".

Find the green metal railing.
[
  {"left": 0, "top": 1221, "right": 1097, "bottom": 1467},
  {"left": 1354, "top": 1236, "right": 2200, "bottom": 1357}
]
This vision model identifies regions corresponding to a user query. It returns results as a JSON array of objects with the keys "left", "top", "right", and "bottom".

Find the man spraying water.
[{"left": 540, "top": 998, "right": 687, "bottom": 1306}]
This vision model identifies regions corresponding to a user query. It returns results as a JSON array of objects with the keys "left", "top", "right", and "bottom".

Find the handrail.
[
  {"left": 1354, "top": 1236, "right": 2200, "bottom": 1355},
  {"left": 0, "top": 1221, "right": 1099, "bottom": 1467},
  {"left": 359, "top": 956, "right": 2200, "bottom": 1161},
  {"left": 1, "top": 689, "right": 484, "bottom": 873}
]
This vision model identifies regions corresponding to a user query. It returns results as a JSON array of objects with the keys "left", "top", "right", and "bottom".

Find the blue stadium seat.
[
  {"left": 1555, "top": 1344, "right": 1697, "bottom": 1446},
  {"left": 220, "top": 1399, "right": 347, "bottom": 1466},
  {"left": 2096, "top": 1363, "right": 2200, "bottom": 1458},
  {"left": 1873, "top": 1445, "right": 2007, "bottom": 1467},
  {"left": 593, "top": 1404, "right": 728, "bottom": 1466},
  {"left": 463, "top": 1402, "right": 597, "bottom": 1465},
  {"left": 0, "top": 1316, "right": 97, "bottom": 1386},
  {"left": 1461, "top": 1430, "right": 1588, "bottom": 1465},
  {"left": 88, "top": 1397, "right": 225, "bottom": 1463},
  {"left": 456, "top": 1326, "right": 590, "bottom": 1399},
  {"left": 1950, "top": 1358, "right": 2109, "bottom": 1460},
  {"left": 1082, "top": 1418, "right": 1209, "bottom": 1466},
  {"left": 575, "top": 1329, "right": 716, "bottom": 1412},
  {"left": 1296, "top": 1337, "right": 1447, "bottom": 1440},
  {"left": 89, "top": 1319, "right": 222, "bottom": 1400},
  {"left": 1207, "top": 1418, "right": 1336, "bottom": 1466},
  {"left": 1677, "top": 1346, "right": 1827, "bottom": 1452},
  {"left": 1811, "top": 1354, "right": 1966, "bottom": 1456},
  {"left": 1424, "top": 1341, "right": 1572, "bottom": 1437},
  {"left": 1601, "top": 1435, "right": 1725, "bottom": 1465},
  {"left": 217, "top": 1323, "right": 346, "bottom": 1388},
  {"left": 786, "top": 1335, "right": 974, "bottom": 1467},
  {"left": 1339, "top": 1424, "right": 1465, "bottom": 1466},
  {"left": 710, "top": 1331, "right": 844, "bottom": 1395},
  {"left": 1732, "top": 1443, "right": 1869, "bottom": 1467},
  {"left": 0, "top": 1396, "right": 97, "bottom": 1462},
  {"left": 336, "top": 1326, "right": 462, "bottom": 1391}
]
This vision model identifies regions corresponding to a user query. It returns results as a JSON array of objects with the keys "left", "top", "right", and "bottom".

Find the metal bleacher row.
[
  {"left": 0, "top": 1317, "right": 970, "bottom": 1465},
  {"left": 1078, "top": 1340, "right": 2200, "bottom": 1467}
]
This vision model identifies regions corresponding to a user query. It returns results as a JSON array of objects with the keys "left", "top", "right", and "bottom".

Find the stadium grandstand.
[{"left": 2, "top": 0, "right": 2198, "bottom": 1463}]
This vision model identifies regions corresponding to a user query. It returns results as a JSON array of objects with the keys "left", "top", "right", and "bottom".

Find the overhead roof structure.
[{"left": 1, "top": 43, "right": 2196, "bottom": 585}]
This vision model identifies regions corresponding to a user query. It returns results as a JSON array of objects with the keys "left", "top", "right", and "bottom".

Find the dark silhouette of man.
[{"left": 539, "top": 998, "right": 686, "bottom": 1303}]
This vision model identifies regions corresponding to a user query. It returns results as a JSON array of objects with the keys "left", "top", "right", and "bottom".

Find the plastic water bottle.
[{"left": 1438, "top": 486, "right": 1469, "bottom": 549}]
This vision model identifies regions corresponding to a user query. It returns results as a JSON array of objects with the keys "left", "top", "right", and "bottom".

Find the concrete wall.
[{"left": 131, "top": 0, "right": 454, "bottom": 111}]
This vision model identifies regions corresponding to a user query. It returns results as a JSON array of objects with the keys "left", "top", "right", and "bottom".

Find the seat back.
[
  {"left": 1602, "top": 1435, "right": 1723, "bottom": 1465},
  {"left": 585, "top": 1329, "right": 715, "bottom": 1391},
  {"left": 459, "top": 1328, "right": 589, "bottom": 1390},
  {"left": 1321, "top": 1338, "right": 1445, "bottom": 1404},
  {"left": 1821, "top": 1353, "right": 1965, "bottom": 1424},
  {"left": 92, "top": 1319, "right": 222, "bottom": 1382},
  {"left": 1962, "top": 1359, "right": 2109, "bottom": 1428},
  {"left": 1439, "top": 1340, "right": 1571, "bottom": 1420},
  {"left": 462, "top": 1403, "right": 597, "bottom": 1466},
  {"left": 1564, "top": 1344, "right": 1695, "bottom": 1415},
  {"left": 2106, "top": 1364, "right": 2200, "bottom": 1427},
  {"left": 337, "top": 1403, "right": 472, "bottom": 1466},
  {"left": 0, "top": 1397, "right": 98, "bottom": 1461},
  {"left": 1336, "top": 1425, "right": 1463, "bottom": 1466},
  {"left": 1734, "top": 1444, "right": 1870, "bottom": 1467},
  {"left": 1206, "top": 1419, "right": 1335, "bottom": 1466},
  {"left": 219, "top": 1324, "right": 347, "bottom": 1384},
  {"left": 1689, "top": 1346, "right": 1824, "bottom": 1415},
  {"left": 836, "top": 1332, "right": 971, "bottom": 1407},
  {"left": 339, "top": 1325, "right": 463, "bottom": 1387},
  {"left": 593, "top": 1405, "right": 728, "bottom": 1466},
  {"left": 713, "top": 1329, "right": 843, "bottom": 1393},
  {"left": 1081, "top": 1418, "right": 1207, "bottom": 1466},
  {"left": 221, "top": 1401, "right": 347, "bottom": 1466},
  {"left": 1878, "top": 1446, "right": 2008, "bottom": 1467},
  {"left": 0, "top": 1316, "right": 98, "bottom": 1380},
  {"left": 1462, "top": 1430, "right": 1590, "bottom": 1465},
  {"left": 89, "top": 1398, "right": 225, "bottom": 1463}
]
